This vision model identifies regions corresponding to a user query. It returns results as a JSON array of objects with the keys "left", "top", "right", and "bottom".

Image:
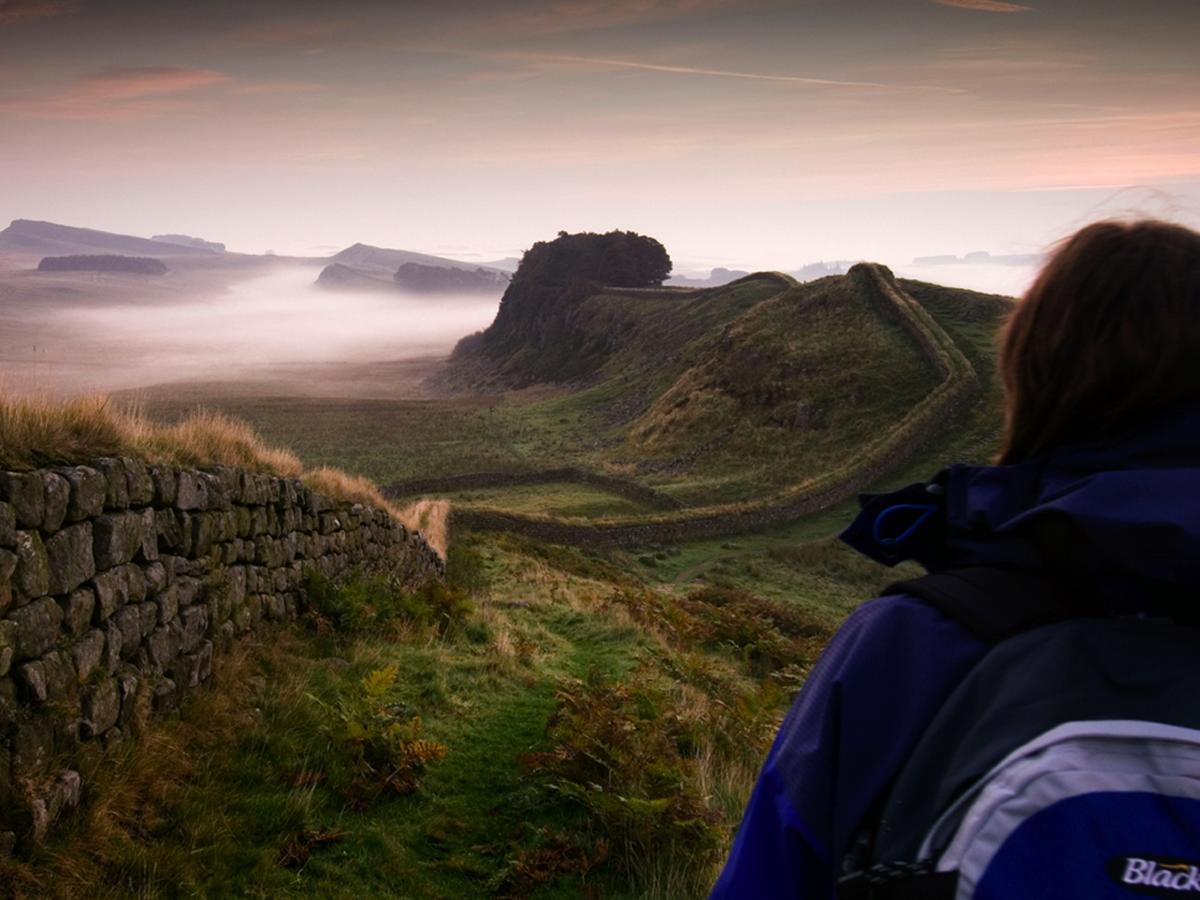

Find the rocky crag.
[{"left": 0, "top": 459, "right": 442, "bottom": 854}]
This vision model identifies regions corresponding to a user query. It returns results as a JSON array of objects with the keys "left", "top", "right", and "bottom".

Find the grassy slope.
[{"left": 42, "top": 272, "right": 1015, "bottom": 898}]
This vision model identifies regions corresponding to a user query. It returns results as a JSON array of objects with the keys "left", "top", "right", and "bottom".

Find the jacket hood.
[{"left": 841, "top": 403, "right": 1200, "bottom": 612}]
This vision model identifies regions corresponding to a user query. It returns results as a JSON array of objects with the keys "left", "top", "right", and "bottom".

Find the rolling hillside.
[
  {"left": 0, "top": 219, "right": 219, "bottom": 257},
  {"left": 434, "top": 261, "right": 1012, "bottom": 543}
]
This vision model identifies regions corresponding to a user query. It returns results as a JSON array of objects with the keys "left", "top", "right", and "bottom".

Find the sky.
[{"left": 1, "top": 0, "right": 1198, "bottom": 273}]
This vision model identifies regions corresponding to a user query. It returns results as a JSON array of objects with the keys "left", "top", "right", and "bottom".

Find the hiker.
[{"left": 711, "top": 219, "right": 1200, "bottom": 899}]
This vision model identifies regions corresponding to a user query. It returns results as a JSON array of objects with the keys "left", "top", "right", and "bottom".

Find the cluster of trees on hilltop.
[
  {"left": 510, "top": 230, "right": 671, "bottom": 291},
  {"left": 37, "top": 255, "right": 169, "bottom": 275}
]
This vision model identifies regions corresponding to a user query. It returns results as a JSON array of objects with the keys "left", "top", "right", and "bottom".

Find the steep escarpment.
[
  {"left": 445, "top": 230, "right": 673, "bottom": 387},
  {"left": 0, "top": 458, "right": 441, "bottom": 853}
]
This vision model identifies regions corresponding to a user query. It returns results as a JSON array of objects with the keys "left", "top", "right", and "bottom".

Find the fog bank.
[{"left": 0, "top": 265, "right": 500, "bottom": 396}]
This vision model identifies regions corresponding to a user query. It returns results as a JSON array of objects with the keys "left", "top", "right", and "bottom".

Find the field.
[{"left": 2, "top": 259, "right": 1011, "bottom": 897}]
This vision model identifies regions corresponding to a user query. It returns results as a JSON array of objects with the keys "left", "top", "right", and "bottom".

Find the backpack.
[{"left": 837, "top": 566, "right": 1200, "bottom": 899}]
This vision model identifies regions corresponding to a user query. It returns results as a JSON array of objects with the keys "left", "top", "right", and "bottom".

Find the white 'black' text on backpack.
[{"left": 837, "top": 566, "right": 1200, "bottom": 899}]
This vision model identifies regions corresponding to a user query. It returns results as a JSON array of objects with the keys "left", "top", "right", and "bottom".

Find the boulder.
[{"left": 45, "top": 522, "right": 95, "bottom": 595}]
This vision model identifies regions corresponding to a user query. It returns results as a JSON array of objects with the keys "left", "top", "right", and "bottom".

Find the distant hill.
[
  {"left": 330, "top": 242, "right": 509, "bottom": 276},
  {"left": 913, "top": 251, "right": 1042, "bottom": 267},
  {"left": 0, "top": 219, "right": 215, "bottom": 257},
  {"left": 667, "top": 267, "right": 750, "bottom": 288},
  {"left": 151, "top": 234, "right": 225, "bottom": 253},
  {"left": 668, "top": 261, "right": 853, "bottom": 288},
  {"left": 38, "top": 255, "right": 168, "bottom": 275},
  {"left": 394, "top": 262, "right": 508, "bottom": 293},
  {"left": 315, "top": 263, "right": 398, "bottom": 291}
]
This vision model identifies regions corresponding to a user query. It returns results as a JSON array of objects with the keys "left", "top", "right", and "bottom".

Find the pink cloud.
[
  {"left": 933, "top": 0, "right": 1033, "bottom": 11},
  {"left": 0, "top": 0, "right": 77, "bottom": 26},
  {"left": 227, "top": 18, "right": 356, "bottom": 45},
  {"left": 0, "top": 66, "right": 231, "bottom": 120},
  {"left": 231, "top": 80, "right": 326, "bottom": 96}
]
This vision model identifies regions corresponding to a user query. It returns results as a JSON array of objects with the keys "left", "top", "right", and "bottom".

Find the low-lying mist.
[{"left": 0, "top": 265, "right": 500, "bottom": 397}]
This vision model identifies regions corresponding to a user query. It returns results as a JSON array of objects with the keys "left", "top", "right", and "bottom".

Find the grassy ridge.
[{"left": 451, "top": 264, "right": 982, "bottom": 544}]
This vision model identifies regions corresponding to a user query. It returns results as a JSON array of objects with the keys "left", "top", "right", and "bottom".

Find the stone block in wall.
[
  {"left": 137, "top": 601, "right": 157, "bottom": 638},
  {"left": 149, "top": 465, "right": 177, "bottom": 507},
  {"left": 175, "top": 471, "right": 207, "bottom": 511},
  {"left": 0, "top": 473, "right": 44, "bottom": 529},
  {"left": 19, "top": 650, "right": 73, "bottom": 703},
  {"left": 41, "top": 473, "right": 69, "bottom": 534},
  {"left": 138, "top": 509, "right": 158, "bottom": 562},
  {"left": 91, "top": 567, "right": 130, "bottom": 622},
  {"left": 199, "top": 473, "right": 231, "bottom": 511},
  {"left": 185, "top": 512, "right": 215, "bottom": 557},
  {"left": 0, "top": 620, "right": 15, "bottom": 677},
  {"left": 205, "top": 467, "right": 240, "bottom": 503},
  {"left": 13, "top": 531, "right": 50, "bottom": 602},
  {"left": 176, "top": 576, "right": 203, "bottom": 608},
  {"left": 126, "top": 459, "right": 153, "bottom": 506},
  {"left": 156, "top": 583, "right": 178, "bottom": 625},
  {"left": 92, "top": 459, "right": 129, "bottom": 510},
  {"left": 93, "top": 512, "right": 146, "bottom": 571},
  {"left": 179, "top": 605, "right": 207, "bottom": 653},
  {"left": 113, "top": 607, "right": 141, "bottom": 659},
  {"left": 101, "top": 619, "right": 122, "bottom": 673},
  {"left": 144, "top": 561, "right": 167, "bottom": 598},
  {"left": 233, "top": 507, "right": 251, "bottom": 539},
  {"left": 61, "top": 467, "right": 105, "bottom": 522},
  {"left": 82, "top": 678, "right": 119, "bottom": 738},
  {"left": 155, "top": 508, "right": 183, "bottom": 553},
  {"left": 72, "top": 629, "right": 105, "bottom": 683},
  {"left": 126, "top": 565, "right": 147, "bottom": 606},
  {"left": 61, "top": 587, "right": 95, "bottom": 636},
  {"left": 146, "top": 624, "right": 180, "bottom": 672},
  {"left": 8, "top": 597, "right": 63, "bottom": 661},
  {"left": 0, "top": 501, "right": 15, "bottom": 548},
  {"left": 45, "top": 523, "right": 95, "bottom": 596}
]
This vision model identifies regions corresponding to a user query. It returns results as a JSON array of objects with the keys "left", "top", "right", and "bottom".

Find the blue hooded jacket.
[{"left": 711, "top": 404, "right": 1200, "bottom": 899}]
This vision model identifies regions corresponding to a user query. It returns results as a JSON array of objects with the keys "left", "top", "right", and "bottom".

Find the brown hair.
[{"left": 998, "top": 219, "right": 1200, "bottom": 464}]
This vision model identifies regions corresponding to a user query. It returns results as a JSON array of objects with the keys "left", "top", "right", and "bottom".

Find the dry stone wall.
[{"left": 0, "top": 458, "right": 442, "bottom": 853}]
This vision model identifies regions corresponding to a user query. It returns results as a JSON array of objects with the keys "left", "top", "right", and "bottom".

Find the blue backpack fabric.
[{"left": 838, "top": 568, "right": 1200, "bottom": 900}]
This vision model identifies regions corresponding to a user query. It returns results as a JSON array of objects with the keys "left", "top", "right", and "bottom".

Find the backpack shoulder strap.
[{"left": 886, "top": 566, "right": 1085, "bottom": 645}]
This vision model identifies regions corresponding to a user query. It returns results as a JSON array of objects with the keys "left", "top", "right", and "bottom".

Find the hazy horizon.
[{"left": 1, "top": 0, "right": 1197, "bottom": 276}]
